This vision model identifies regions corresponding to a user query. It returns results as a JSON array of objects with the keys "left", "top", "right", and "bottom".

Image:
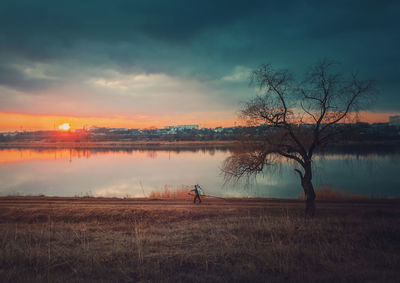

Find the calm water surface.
[{"left": 0, "top": 148, "right": 399, "bottom": 198}]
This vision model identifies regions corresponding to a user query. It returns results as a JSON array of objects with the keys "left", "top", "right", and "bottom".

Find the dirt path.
[{"left": 1, "top": 196, "right": 399, "bottom": 224}]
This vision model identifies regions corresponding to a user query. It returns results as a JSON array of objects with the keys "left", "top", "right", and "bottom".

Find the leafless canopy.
[{"left": 223, "top": 59, "right": 376, "bottom": 184}]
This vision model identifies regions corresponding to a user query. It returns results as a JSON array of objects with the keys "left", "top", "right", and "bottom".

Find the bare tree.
[{"left": 222, "top": 59, "right": 375, "bottom": 216}]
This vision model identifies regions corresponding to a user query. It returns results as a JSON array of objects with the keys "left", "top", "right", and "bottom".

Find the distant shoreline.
[
  {"left": 0, "top": 140, "right": 239, "bottom": 149},
  {"left": 0, "top": 140, "right": 399, "bottom": 150}
]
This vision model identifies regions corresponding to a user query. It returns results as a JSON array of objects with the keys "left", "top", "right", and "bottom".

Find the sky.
[{"left": 0, "top": 0, "right": 399, "bottom": 131}]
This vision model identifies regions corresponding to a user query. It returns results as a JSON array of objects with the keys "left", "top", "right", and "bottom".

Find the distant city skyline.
[
  {"left": 1, "top": 112, "right": 399, "bottom": 133},
  {"left": 0, "top": 111, "right": 397, "bottom": 132}
]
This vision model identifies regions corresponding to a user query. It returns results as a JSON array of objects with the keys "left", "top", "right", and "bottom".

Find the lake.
[{"left": 0, "top": 147, "right": 399, "bottom": 198}]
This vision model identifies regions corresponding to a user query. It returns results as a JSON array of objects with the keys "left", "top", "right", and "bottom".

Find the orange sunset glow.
[
  {"left": 58, "top": 123, "right": 71, "bottom": 131},
  {"left": 0, "top": 111, "right": 395, "bottom": 132},
  {"left": 0, "top": 112, "right": 238, "bottom": 131}
]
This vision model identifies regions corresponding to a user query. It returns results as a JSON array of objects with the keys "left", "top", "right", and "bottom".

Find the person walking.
[{"left": 191, "top": 184, "right": 203, "bottom": 204}]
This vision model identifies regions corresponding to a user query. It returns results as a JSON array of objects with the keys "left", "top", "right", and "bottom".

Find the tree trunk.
[
  {"left": 302, "top": 177, "right": 316, "bottom": 217},
  {"left": 300, "top": 163, "right": 316, "bottom": 217}
]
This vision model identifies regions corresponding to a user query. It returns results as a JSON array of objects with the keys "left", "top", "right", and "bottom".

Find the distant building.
[
  {"left": 109, "top": 128, "right": 129, "bottom": 132},
  {"left": 164, "top": 125, "right": 199, "bottom": 131},
  {"left": 89, "top": 126, "right": 107, "bottom": 132},
  {"left": 389, "top": 115, "right": 400, "bottom": 126},
  {"left": 2, "top": 132, "right": 18, "bottom": 137},
  {"left": 177, "top": 125, "right": 199, "bottom": 130}
]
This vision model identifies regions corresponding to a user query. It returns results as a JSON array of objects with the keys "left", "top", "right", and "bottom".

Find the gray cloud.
[
  {"left": 0, "top": 0, "right": 399, "bottom": 114},
  {"left": 0, "top": 63, "right": 60, "bottom": 91}
]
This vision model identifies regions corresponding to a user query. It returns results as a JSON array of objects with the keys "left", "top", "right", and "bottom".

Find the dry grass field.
[{"left": 0, "top": 196, "right": 400, "bottom": 282}]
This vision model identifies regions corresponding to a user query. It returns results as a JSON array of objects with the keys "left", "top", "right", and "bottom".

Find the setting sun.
[{"left": 58, "top": 123, "right": 71, "bottom": 131}]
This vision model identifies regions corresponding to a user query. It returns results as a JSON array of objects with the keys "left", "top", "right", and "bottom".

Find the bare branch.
[
  {"left": 294, "top": 169, "right": 304, "bottom": 180},
  {"left": 223, "top": 59, "right": 376, "bottom": 199}
]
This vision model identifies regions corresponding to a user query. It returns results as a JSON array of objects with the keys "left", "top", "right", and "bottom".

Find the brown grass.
[
  {"left": 0, "top": 197, "right": 400, "bottom": 282},
  {"left": 148, "top": 185, "right": 193, "bottom": 199},
  {"left": 298, "top": 185, "right": 371, "bottom": 201}
]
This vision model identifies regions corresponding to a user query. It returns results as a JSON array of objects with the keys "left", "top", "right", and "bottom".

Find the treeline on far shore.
[{"left": 1, "top": 122, "right": 399, "bottom": 145}]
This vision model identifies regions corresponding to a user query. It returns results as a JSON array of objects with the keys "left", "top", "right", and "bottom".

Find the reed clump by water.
[
  {"left": 148, "top": 185, "right": 193, "bottom": 199},
  {"left": 0, "top": 197, "right": 399, "bottom": 282}
]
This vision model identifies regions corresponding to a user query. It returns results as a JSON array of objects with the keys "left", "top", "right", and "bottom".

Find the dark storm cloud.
[
  {"left": 0, "top": 0, "right": 399, "bottom": 111},
  {"left": 0, "top": 0, "right": 264, "bottom": 62},
  {"left": 0, "top": 64, "right": 58, "bottom": 91},
  {"left": 0, "top": 0, "right": 265, "bottom": 41}
]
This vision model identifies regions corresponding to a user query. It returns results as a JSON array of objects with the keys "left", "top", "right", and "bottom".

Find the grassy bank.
[{"left": 0, "top": 197, "right": 399, "bottom": 282}]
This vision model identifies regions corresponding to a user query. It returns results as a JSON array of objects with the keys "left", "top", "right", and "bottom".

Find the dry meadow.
[{"left": 0, "top": 196, "right": 399, "bottom": 282}]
